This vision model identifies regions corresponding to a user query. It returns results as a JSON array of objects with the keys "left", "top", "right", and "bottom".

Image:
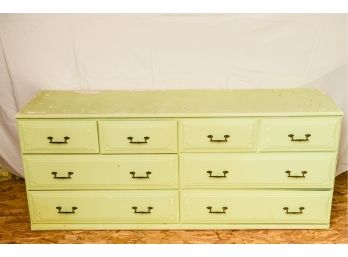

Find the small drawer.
[
  {"left": 180, "top": 153, "right": 336, "bottom": 189},
  {"left": 259, "top": 117, "right": 341, "bottom": 152},
  {"left": 28, "top": 190, "right": 179, "bottom": 224},
  {"left": 181, "top": 190, "right": 332, "bottom": 224},
  {"left": 17, "top": 120, "right": 99, "bottom": 153},
  {"left": 179, "top": 119, "right": 258, "bottom": 152},
  {"left": 23, "top": 154, "right": 178, "bottom": 190},
  {"left": 99, "top": 120, "right": 177, "bottom": 153}
]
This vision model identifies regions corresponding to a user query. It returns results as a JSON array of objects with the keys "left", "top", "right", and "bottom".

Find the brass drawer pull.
[
  {"left": 47, "top": 136, "right": 70, "bottom": 144},
  {"left": 207, "top": 170, "right": 228, "bottom": 178},
  {"left": 283, "top": 207, "right": 305, "bottom": 214},
  {"left": 288, "top": 134, "right": 311, "bottom": 142},
  {"left": 130, "top": 171, "right": 151, "bottom": 179},
  {"left": 51, "top": 171, "right": 74, "bottom": 179},
  {"left": 127, "top": 136, "right": 150, "bottom": 144},
  {"left": 56, "top": 206, "right": 78, "bottom": 214},
  {"left": 132, "top": 206, "right": 153, "bottom": 214},
  {"left": 285, "top": 170, "right": 307, "bottom": 178},
  {"left": 207, "top": 206, "right": 228, "bottom": 214},
  {"left": 207, "top": 135, "right": 230, "bottom": 142}
]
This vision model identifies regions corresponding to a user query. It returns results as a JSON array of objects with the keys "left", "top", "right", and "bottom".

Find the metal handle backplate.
[
  {"left": 283, "top": 207, "right": 305, "bottom": 214},
  {"left": 127, "top": 136, "right": 150, "bottom": 144},
  {"left": 51, "top": 171, "right": 74, "bottom": 179},
  {"left": 207, "top": 206, "right": 228, "bottom": 214},
  {"left": 207, "top": 170, "right": 228, "bottom": 178},
  {"left": 47, "top": 136, "right": 70, "bottom": 144},
  {"left": 288, "top": 134, "right": 311, "bottom": 142},
  {"left": 56, "top": 206, "right": 78, "bottom": 214},
  {"left": 207, "top": 135, "right": 230, "bottom": 142},
  {"left": 285, "top": 170, "right": 307, "bottom": 178},
  {"left": 132, "top": 206, "right": 153, "bottom": 214},
  {"left": 130, "top": 171, "right": 151, "bottom": 179}
]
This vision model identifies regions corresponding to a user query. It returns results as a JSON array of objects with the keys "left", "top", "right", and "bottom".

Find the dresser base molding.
[{"left": 30, "top": 223, "right": 330, "bottom": 230}]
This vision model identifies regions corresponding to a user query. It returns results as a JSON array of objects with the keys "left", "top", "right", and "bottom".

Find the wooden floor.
[{"left": 0, "top": 172, "right": 347, "bottom": 244}]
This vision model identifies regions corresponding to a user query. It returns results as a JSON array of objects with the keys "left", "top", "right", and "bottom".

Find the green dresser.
[{"left": 16, "top": 89, "right": 343, "bottom": 230}]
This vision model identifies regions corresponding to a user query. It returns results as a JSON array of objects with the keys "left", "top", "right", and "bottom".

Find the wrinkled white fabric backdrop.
[{"left": 0, "top": 14, "right": 347, "bottom": 178}]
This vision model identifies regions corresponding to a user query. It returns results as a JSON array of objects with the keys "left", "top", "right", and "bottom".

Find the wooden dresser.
[{"left": 16, "top": 89, "right": 343, "bottom": 230}]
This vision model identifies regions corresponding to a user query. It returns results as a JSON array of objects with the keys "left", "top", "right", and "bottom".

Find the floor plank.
[{"left": 0, "top": 172, "right": 347, "bottom": 244}]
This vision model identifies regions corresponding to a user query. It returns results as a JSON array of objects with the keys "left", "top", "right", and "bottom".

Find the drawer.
[
  {"left": 99, "top": 120, "right": 177, "bottom": 153},
  {"left": 180, "top": 153, "right": 337, "bottom": 189},
  {"left": 259, "top": 117, "right": 341, "bottom": 151},
  {"left": 28, "top": 190, "right": 179, "bottom": 224},
  {"left": 23, "top": 154, "right": 178, "bottom": 190},
  {"left": 181, "top": 190, "right": 332, "bottom": 224},
  {"left": 179, "top": 119, "right": 258, "bottom": 152},
  {"left": 17, "top": 120, "right": 99, "bottom": 153}
]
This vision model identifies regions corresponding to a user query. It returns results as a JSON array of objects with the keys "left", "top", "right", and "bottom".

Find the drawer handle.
[
  {"left": 207, "top": 135, "right": 230, "bottom": 142},
  {"left": 47, "top": 136, "right": 70, "bottom": 144},
  {"left": 132, "top": 206, "right": 153, "bottom": 214},
  {"left": 285, "top": 170, "right": 307, "bottom": 178},
  {"left": 51, "top": 171, "right": 74, "bottom": 179},
  {"left": 283, "top": 207, "right": 305, "bottom": 214},
  {"left": 207, "top": 170, "right": 229, "bottom": 178},
  {"left": 56, "top": 206, "right": 78, "bottom": 214},
  {"left": 127, "top": 136, "right": 150, "bottom": 144},
  {"left": 207, "top": 206, "right": 228, "bottom": 214},
  {"left": 130, "top": 171, "right": 151, "bottom": 179},
  {"left": 288, "top": 134, "right": 311, "bottom": 142}
]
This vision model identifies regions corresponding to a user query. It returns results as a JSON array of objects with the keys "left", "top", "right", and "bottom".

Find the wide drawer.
[
  {"left": 99, "top": 120, "right": 177, "bottom": 153},
  {"left": 17, "top": 120, "right": 99, "bottom": 153},
  {"left": 180, "top": 153, "right": 336, "bottom": 188},
  {"left": 259, "top": 117, "right": 341, "bottom": 151},
  {"left": 179, "top": 118, "right": 258, "bottom": 152},
  {"left": 181, "top": 190, "right": 332, "bottom": 224},
  {"left": 23, "top": 154, "right": 178, "bottom": 190},
  {"left": 28, "top": 190, "right": 179, "bottom": 224}
]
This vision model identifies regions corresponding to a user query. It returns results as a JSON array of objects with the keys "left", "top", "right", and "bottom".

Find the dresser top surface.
[{"left": 17, "top": 88, "right": 343, "bottom": 118}]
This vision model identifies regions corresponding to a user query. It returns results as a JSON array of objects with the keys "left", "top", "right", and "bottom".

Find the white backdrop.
[{"left": 0, "top": 14, "right": 347, "bottom": 178}]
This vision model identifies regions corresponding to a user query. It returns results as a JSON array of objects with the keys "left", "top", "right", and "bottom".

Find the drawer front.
[
  {"left": 259, "top": 117, "right": 341, "bottom": 151},
  {"left": 99, "top": 121, "right": 177, "bottom": 153},
  {"left": 28, "top": 190, "right": 179, "bottom": 224},
  {"left": 181, "top": 190, "right": 332, "bottom": 224},
  {"left": 179, "top": 119, "right": 258, "bottom": 152},
  {"left": 24, "top": 155, "right": 178, "bottom": 190},
  {"left": 17, "top": 120, "right": 99, "bottom": 153},
  {"left": 180, "top": 153, "right": 336, "bottom": 188}
]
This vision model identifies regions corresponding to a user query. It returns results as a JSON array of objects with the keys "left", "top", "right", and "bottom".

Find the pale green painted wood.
[
  {"left": 179, "top": 118, "right": 258, "bottom": 152},
  {"left": 180, "top": 153, "right": 337, "bottom": 189},
  {"left": 17, "top": 120, "right": 99, "bottom": 153},
  {"left": 16, "top": 89, "right": 343, "bottom": 118},
  {"left": 30, "top": 223, "right": 330, "bottom": 230},
  {"left": 259, "top": 117, "right": 342, "bottom": 151},
  {"left": 23, "top": 154, "right": 178, "bottom": 190},
  {"left": 180, "top": 190, "right": 332, "bottom": 224},
  {"left": 16, "top": 89, "right": 343, "bottom": 230},
  {"left": 98, "top": 120, "right": 177, "bottom": 153},
  {"left": 28, "top": 190, "right": 179, "bottom": 224}
]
